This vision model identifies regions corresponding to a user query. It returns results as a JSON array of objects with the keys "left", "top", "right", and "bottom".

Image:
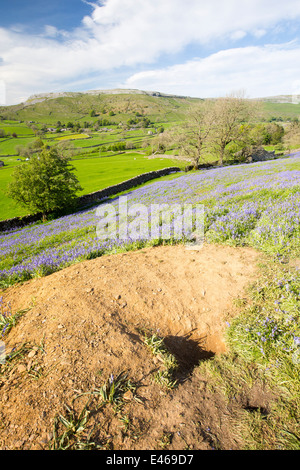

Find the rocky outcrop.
[{"left": 235, "top": 146, "right": 277, "bottom": 163}]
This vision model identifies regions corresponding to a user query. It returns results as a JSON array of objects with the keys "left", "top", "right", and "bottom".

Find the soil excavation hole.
[{"left": 163, "top": 334, "right": 215, "bottom": 380}]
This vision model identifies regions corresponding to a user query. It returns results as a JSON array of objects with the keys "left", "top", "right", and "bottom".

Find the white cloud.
[
  {"left": 253, "top": 29, "right": 267, "bottom": 38},
  {"left": 44, "top": 25, "right": 59, "bottom": 37},
  {"left": 1, "top": 0, "right": 300, "bottom": 103},
  {"left": 123, "top": 42, "right": 300, "bottom": 98},
  {"left": 231, "top": 30, "right": 247, "bottom": 41}
]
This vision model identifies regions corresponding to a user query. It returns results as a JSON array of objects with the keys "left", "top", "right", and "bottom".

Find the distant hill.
[
  {"left": 0, "top": 89, "right": 201, "bottom": 125},
  {"left": 0, "top": 89, "right": 299, "bottom": 124},
  {"left": 23, "top": 88, "right": 193, "bottom": 106}
]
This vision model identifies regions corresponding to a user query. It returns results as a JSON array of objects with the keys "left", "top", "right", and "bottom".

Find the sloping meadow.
[
  {"left": 1, "top": 152, "right": 300, "bottom": 286},
  {"left": 1, "top": 152, "right": 300, "bottom": 449}
]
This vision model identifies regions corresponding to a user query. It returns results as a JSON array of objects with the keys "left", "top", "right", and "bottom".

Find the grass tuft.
[{"left": 143, "top": 331, "right": 179, "bottom": 390}]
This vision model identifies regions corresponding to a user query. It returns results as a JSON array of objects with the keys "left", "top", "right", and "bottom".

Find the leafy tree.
[
  {"left": 55, "top": 140, "right": 79, "bottom": 159},
  {"left": 97, "top": 118, "right": 113, "bottom": 127},
  {"left": 8, "top": 147, "right": 82, "bottom": 221},
  {"left": 264, "top": 123, "right": 284, "bottom": 145},
  {"left": 247, "top": 124, "right": 268, "bottom": 146},
  {"left": 107, "top": 142, "right": 126, "bottom": 151},
  {"left": 127, "top": 118, "right": 137, "bottom": 126},
  {"left": 140, "top": 117, "right": 151, "bottom": 128}
]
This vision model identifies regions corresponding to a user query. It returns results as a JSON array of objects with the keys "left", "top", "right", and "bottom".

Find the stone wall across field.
[
  {"left": 0, "top": 166, "right": 181, "bottom": 232},
  {"left": 77, "top": 166, "right": 181, "bottom": 206},
  {"left": 0, "top": 212, "right": 44, "bottom": 233}
]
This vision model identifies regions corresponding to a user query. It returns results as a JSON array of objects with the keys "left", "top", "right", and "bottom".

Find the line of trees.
[
  {"left": 149, "top": 91, "right": 292, "bottom": 168},
  {"left": 127, "top": 116, "right": 151, "bottom": 128},
  {"left": 153, "top": 92, "right": 260, "bottom": 167}
]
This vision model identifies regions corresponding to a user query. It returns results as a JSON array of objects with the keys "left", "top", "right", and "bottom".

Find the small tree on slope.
[{"left": 8, "top": 147, "right": 83, "bottom": 221}]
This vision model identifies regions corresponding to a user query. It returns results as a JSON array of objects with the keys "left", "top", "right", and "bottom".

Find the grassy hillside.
[
  {"left": 262, "top": 101, "right": 300, "bottom": 120},
  {"left": 1, "top": 90, "right": 300, "bottom": 124},
  {"left": 0, "top": 92, "right": 194, "bottom": 221},
  {"left": 0, "top": 91, "right": 199, "bottom": 125}
]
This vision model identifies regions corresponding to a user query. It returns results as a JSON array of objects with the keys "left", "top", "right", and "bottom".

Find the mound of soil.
[{"left": 0, "top": 243, "right": 260, "bottom": 450}]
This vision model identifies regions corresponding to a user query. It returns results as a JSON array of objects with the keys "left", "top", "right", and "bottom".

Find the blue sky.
[
  {"left": 0, "top": 1, "right": 91, "bottom": 33},
  {"left": 1, "top": 0, "right": 300, "bottom": 105}
]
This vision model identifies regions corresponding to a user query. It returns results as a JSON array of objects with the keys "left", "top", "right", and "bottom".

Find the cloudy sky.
[{"left": 1, "top": 0, "right": 300, "bottom": 105}]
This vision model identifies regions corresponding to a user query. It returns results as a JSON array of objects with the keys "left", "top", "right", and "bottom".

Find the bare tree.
[
  {"left": 209, "top": 91, "right": 258, "bottom": 165},
  {"left": 173, "top": 93, "right": 259, "bottom": 167},
  {"left": 54, "top": 140, "right": 79, "bottom": 159},
  {"left": 148, "top": 128, "right": 177, "bottom": 155},
  {"left": 177, "top": 101, "right": 215, "bottom": 168}
]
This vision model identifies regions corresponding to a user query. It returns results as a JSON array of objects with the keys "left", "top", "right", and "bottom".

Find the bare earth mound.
[{"left": 0, "top": 243, "right": 260, "bottom": 450}]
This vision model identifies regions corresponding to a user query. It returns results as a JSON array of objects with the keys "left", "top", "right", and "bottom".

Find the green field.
[
  {"left": 73, "top": 153, "right": 182, "bottom": 194},
  {"left": 262, "top": 101, "right": 300, "bottom": 120},
  {"left": 0, "top": 123, "right": 35, "bottom": 136}
]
